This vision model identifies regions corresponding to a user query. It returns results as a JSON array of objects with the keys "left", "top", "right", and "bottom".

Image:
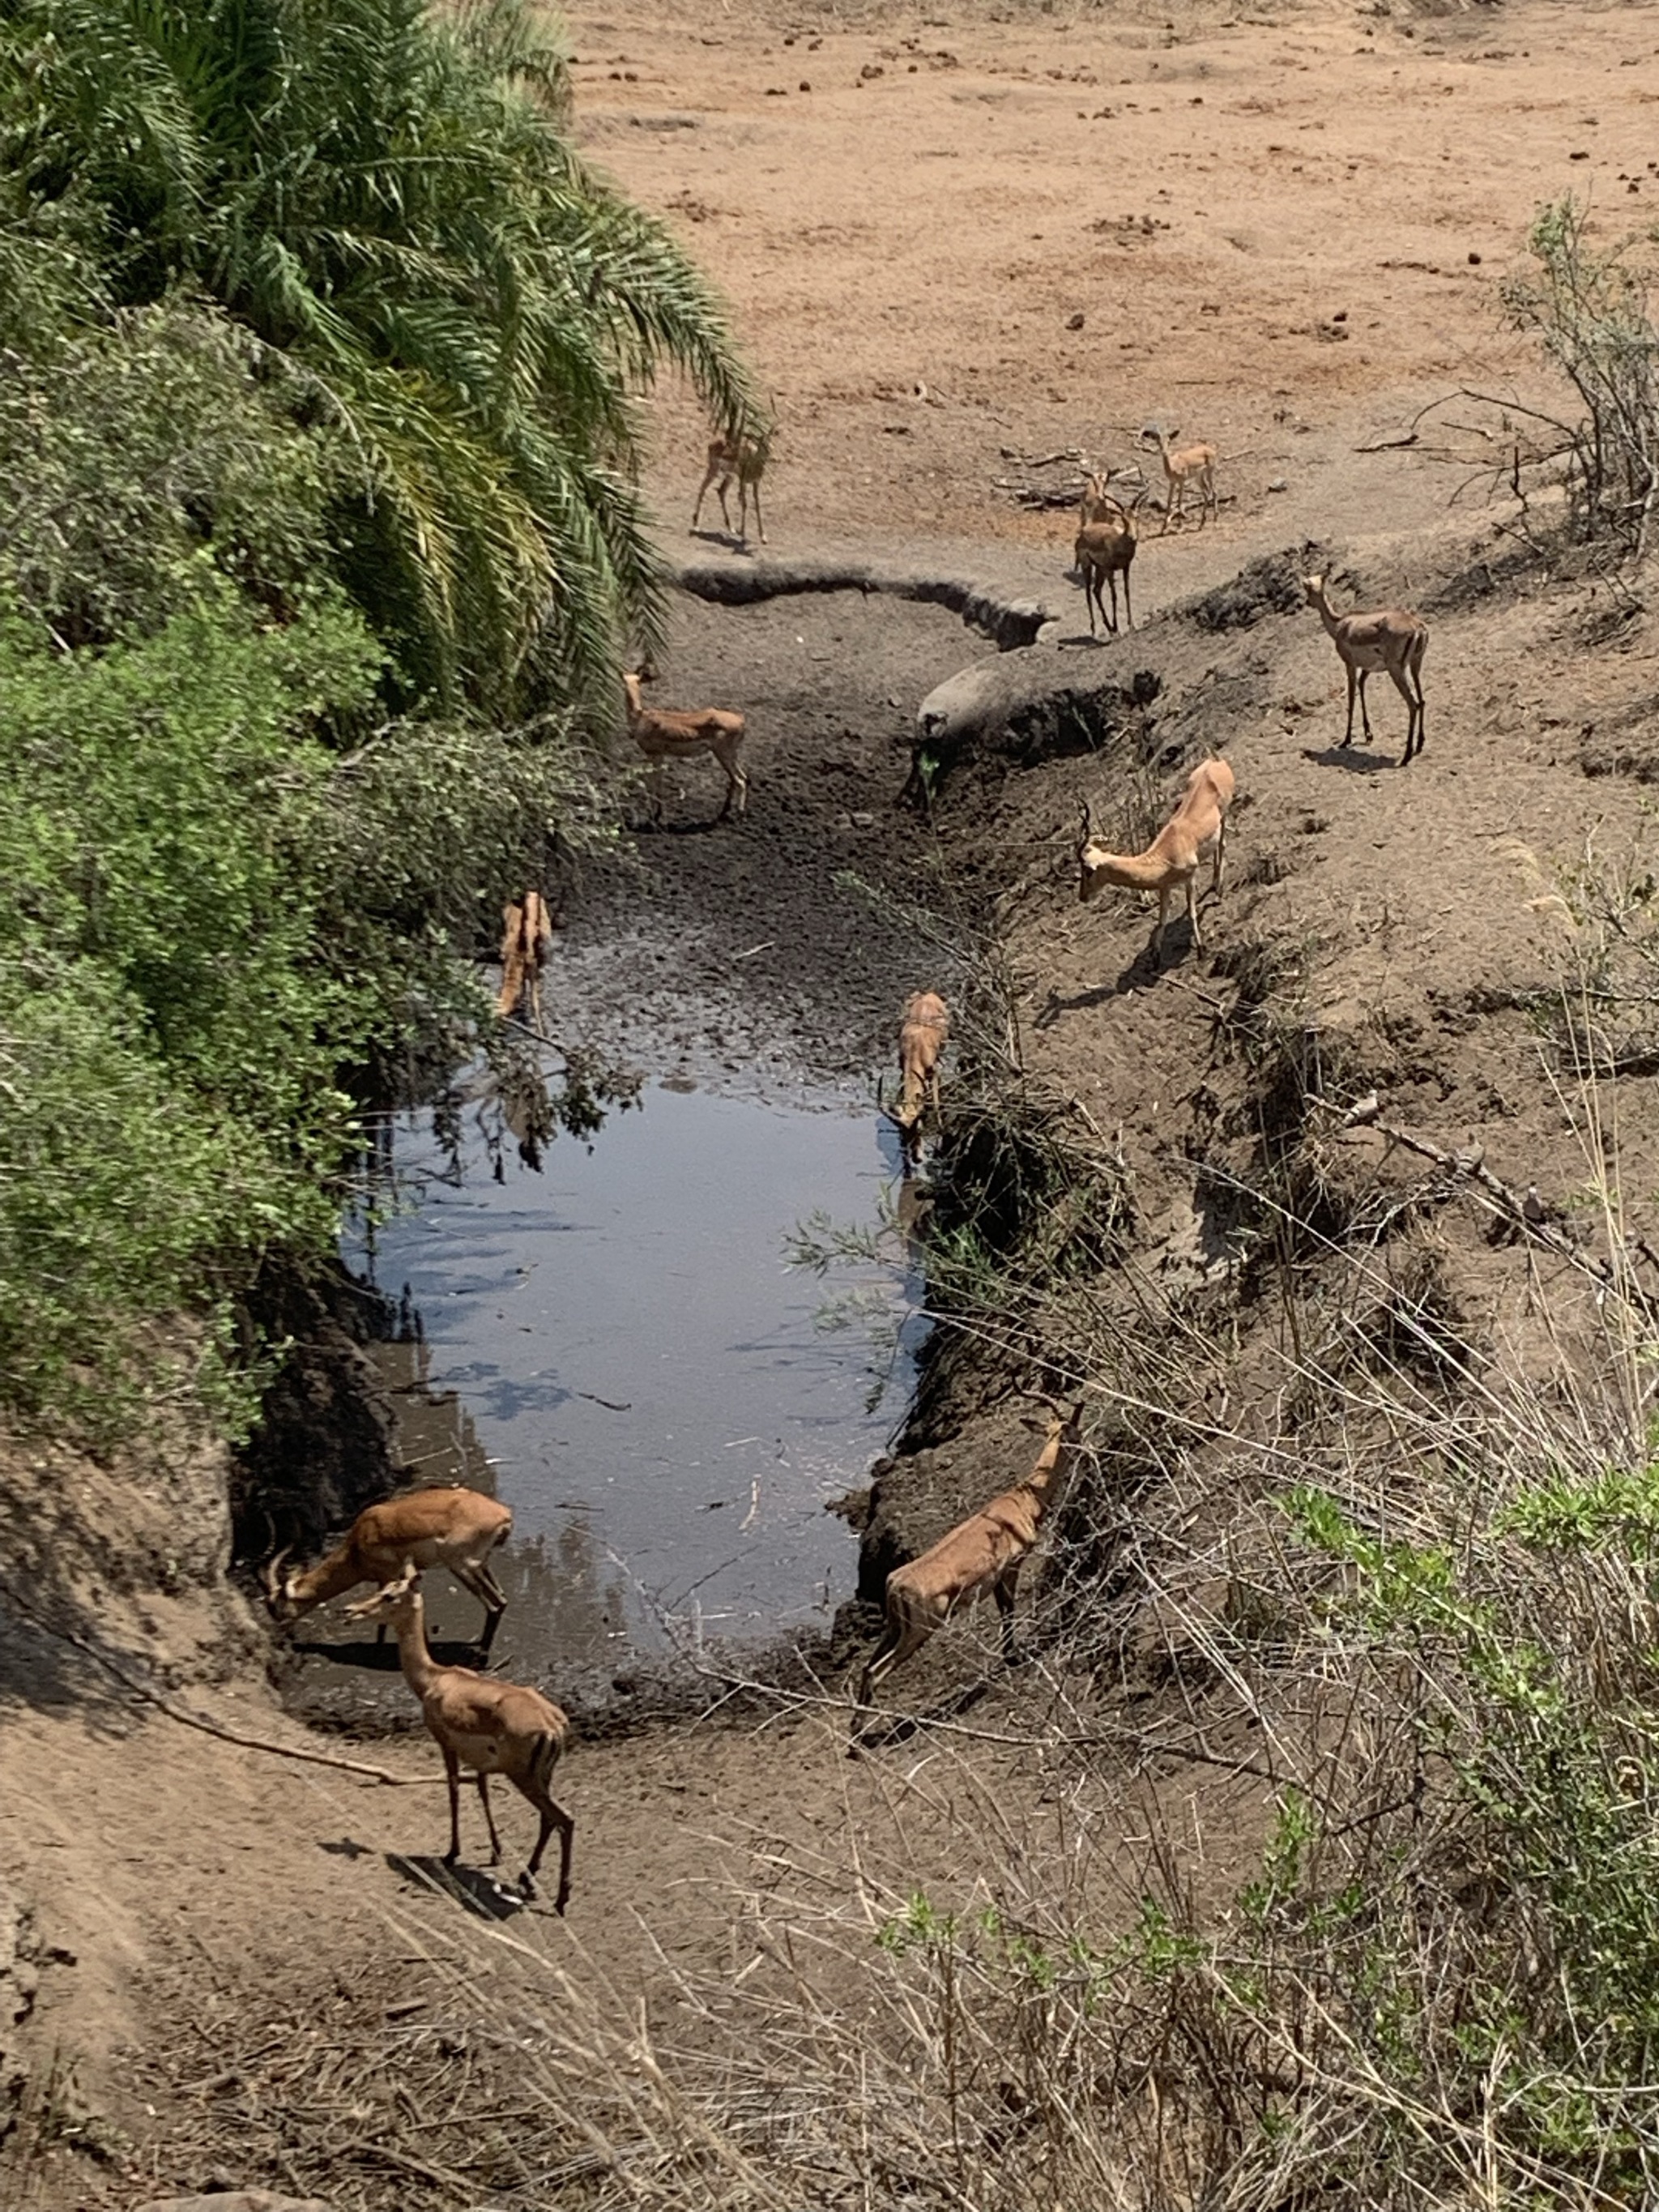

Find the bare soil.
[{"left": 11, "top": 0, "right": 1659, "bottom": 2200}]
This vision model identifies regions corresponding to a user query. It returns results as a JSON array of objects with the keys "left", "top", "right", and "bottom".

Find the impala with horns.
[
  {"left": 360, "top": 1581, "right": 574, "bottom": 1911},
  {"left": 855, "top": 1403, "right": 1085, "bottom": 1724},
  {"left": 263, "top": 1486, "right": 513, "bottom": 1656}
]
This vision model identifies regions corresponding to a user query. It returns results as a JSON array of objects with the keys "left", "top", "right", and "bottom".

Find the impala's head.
[
  {"left": 344, "top": 1563, "right": 422, "bottom": 1627},
  {"left": 261, "top": 1547, "right": 304, "bottom": 1622},
  {"left": 1301, "top": 573, "right": 1327, "bottom": 609},
  {"left": 1020, "top": 1399, "right": 1087, "bottom": 1488}
]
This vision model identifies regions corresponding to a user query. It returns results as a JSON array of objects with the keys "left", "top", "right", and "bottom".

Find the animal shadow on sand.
[
  {"left": 386, "top": 1853, "right": 529, "bottom": 1920},
  {"left": 688, "top": 527, "right": 756, "bottom": 556},
  {"left": 1302, "top": 742, "right": 1399, "bottom": 775},
  {"left": 629, "top": 808, "right": 741, "bottom": 836},
  {"left": 291, "top": 1629, "right": 495, "bottom": 1672},
  {"left": 1034, "top": 920, "right": 1204, "bottom": 1023},
  {"left": 850, "top": 1676, "right": 992, "bottom": 1754}
]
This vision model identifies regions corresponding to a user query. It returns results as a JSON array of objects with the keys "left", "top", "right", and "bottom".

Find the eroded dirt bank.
[{"left": 9, "top": 0, "right": 1659, "bottom": 2197}]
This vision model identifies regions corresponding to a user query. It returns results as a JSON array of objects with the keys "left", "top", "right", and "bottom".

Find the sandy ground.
[
  {"left": 574, "top": 0, "right": 1651, "bottom": 571},
  {"left": 10, "top": 0, "right": 1659, "bottom": 2199}
]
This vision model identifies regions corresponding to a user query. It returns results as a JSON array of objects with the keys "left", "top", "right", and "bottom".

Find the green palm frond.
[{"left": 0, "top": 0, "right": 756, "bottom": 716}]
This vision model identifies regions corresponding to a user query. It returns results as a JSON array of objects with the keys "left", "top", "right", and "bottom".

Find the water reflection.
[{"left": 346, "top": 1083, "right": 919, "bottom": 1678}]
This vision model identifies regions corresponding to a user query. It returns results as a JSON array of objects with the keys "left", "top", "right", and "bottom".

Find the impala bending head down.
[
  {"left": 1075, "top": 755, "right": 1235, "bottom": 958},
  {"left": 855, "top": 1402, "right": 1086, "bottom": 1727},
  {"left": 262, "top": 1486, "right": 513, "bottom": 1657},
  {"left": 892, "top": 989, "right": 950, "bottom": 1159}
]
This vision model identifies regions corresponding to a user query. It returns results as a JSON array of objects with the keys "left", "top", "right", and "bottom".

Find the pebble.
[{"left": 1268, "top": 477, "right": 1289, "bottom": 493}]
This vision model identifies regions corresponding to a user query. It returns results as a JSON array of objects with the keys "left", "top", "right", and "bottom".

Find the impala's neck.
[
  {"left": 389, "top": 1592, "right": 443, "bottom": 1696},
  {"left": 622, "top": 675, "right": 642, "bottom": 724},
  {"left": 288, "top": 1541, "right": 361, "bottom": 1609},
  {"left": 1081, "top": 847, "right": 1168, "bottom": 895},
  {"left": 1307, "top": 584, "right": 1341, "bottom": 638},
  {"left": 1011, "top": 1423, "right": 1076, "bottom": 1524}
]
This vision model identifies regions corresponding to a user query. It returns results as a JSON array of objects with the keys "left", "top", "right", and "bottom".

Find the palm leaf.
[{"left": 0, "top": 0, "right": 757, "bottom": 715}]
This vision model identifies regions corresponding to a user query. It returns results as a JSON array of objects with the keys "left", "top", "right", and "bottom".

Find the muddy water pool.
[{"left": 345, "top": 1078, "right": 920, "bottom": 1693}]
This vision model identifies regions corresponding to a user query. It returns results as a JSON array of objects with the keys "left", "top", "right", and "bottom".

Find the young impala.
[{"left": 691, "top": 426, "right": 770, "bottom": 545}]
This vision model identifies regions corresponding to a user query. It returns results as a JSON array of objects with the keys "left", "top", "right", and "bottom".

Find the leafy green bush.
[
  {"left": 0, "top": 568, "right": 624, "bottom": 1423},
  {"left": 0, "top": 1, "right": 734, "bottom": 1430},
  {"left": 1504, "top": 195, "right": 1659, "bottom": 555},
  {"left": 0, "top": 304, "right": 352, "bottom": 647},
  {"left": 0, "top": 588, "right": 369, "bottom": 1412}
]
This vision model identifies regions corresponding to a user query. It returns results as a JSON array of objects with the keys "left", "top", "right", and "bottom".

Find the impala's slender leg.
[{"left": 442, "top": 1744, "right": 464, "bottom": 1864}]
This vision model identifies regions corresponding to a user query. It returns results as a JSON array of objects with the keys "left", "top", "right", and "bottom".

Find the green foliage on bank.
[
  {"left": 0, "top": 0, "right": 755, "bottom": 1430},
  {"left": 0, "top": 0, "right": 755, "bottom": 715}
]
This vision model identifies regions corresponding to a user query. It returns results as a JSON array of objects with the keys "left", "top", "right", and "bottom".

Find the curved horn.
[
  {"left": 262, "top": 1545, "right": 292, "bottom": 1607},
  {"left": 1076, "top": 799, "right": 1097, "bottom": 850}
]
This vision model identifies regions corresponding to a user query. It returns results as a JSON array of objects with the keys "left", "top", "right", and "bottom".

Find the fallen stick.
[
  {"left": 0, "top": 1578, "right": 440, "bottom": 1787},
  {"left": 1323, "top": 1098, "right": 1659, "bottom": 1286}
]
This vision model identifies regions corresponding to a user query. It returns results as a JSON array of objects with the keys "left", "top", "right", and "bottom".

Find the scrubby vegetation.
[{"left": 0, "top": 0, "right": 753, "bottom": 1432}]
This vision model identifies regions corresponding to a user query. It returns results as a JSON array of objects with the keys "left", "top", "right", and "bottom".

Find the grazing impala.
[
  {"left": 263, "top": 1486, "right": 513, "bottom": 1656},
  {"left": 1077, "top": 757, "right": 1235, "bottom": 956},
  {"left": 362, "top": 1581, "right": 574, "bottom": 1911},
  {"left": 891, "top": 990, "right": 949, "bottom": 1159},
  {"left": 855, "top": 1404, "right": 1085, "bottom": 1724}
]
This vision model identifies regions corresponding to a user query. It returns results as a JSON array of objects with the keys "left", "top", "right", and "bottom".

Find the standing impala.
[
  {"left": 1302, "top": 573, "right": 1429, "bottom": 764},
  {"left": 622, "top": 670, "right": 748, "bottom": 826},
  {"left": 691, "top": 425, "right": 770, "bottom": 545},
  {"left": 263, "top": 1486, "right": 513, "bottom": 1656},
  {"left": 360, "top": 1580, "right": 574, "bottom": 1911},
  {"left": 1146, "top": 424, "right": 1218, "bottom": 532}
]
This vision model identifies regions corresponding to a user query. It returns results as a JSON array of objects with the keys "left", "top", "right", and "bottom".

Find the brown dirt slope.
[{"left": 10, "top": 0, "right": 1659, "bottom": 2199}]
